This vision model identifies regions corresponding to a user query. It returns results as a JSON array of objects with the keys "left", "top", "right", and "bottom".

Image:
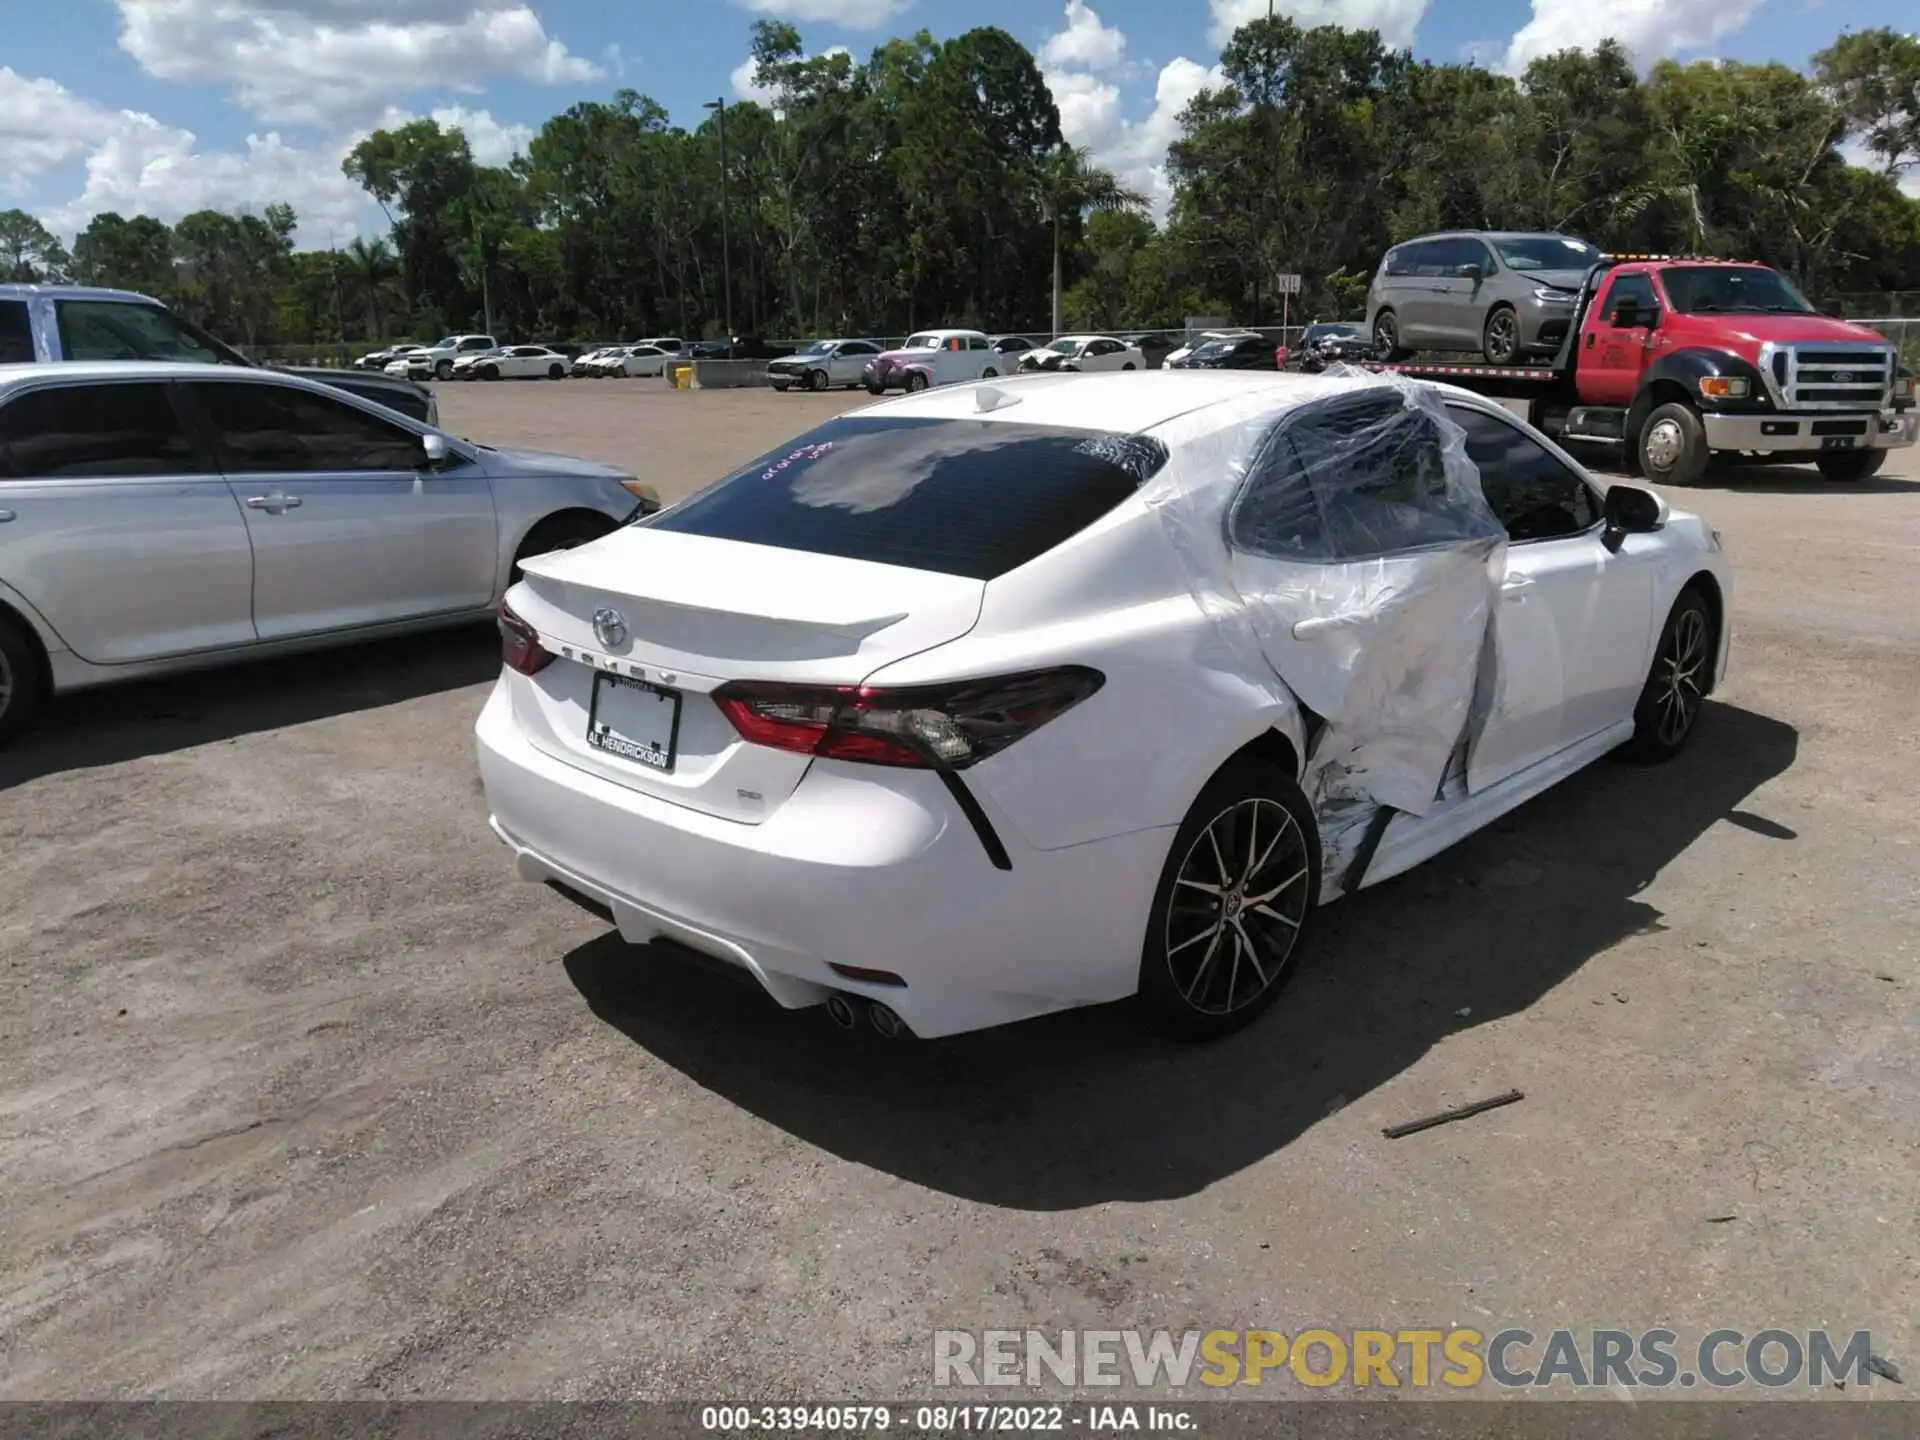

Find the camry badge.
[{"left": 592, "top": 607, "right": 629, "bottom": 649}]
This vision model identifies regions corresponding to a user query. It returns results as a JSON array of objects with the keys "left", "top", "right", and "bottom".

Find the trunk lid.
[{"left": 505, "top": 528, "right": 985, "bottom": 822}]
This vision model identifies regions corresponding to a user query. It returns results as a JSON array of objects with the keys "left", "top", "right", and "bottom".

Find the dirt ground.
[{"left": 1, "top": 378, "right": 1916, "bottom": 1400}]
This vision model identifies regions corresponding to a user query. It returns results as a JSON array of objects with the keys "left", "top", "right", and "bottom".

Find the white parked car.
[
  {"left": 1018, "top": 334, "right": 1146, "bottom": 373},
  {"left": 404, "top": 333, "right": 498, "bottom": 381},
  {"left": 1163, "top": 330, "right": 1258, "bottom": 367},
  {"left": 767, "top": 338, "right": 886, "bottom": 391},
  {"left": 477, "top": 370, "right": 1731, "bottom": 1041},
  {"left": 861, "top": 329, "right": 1003, "bottom": 393},
  {"left": 569, "top": 346, "right": 624, "bottom": 377},
  {"left": 458, "top": 345, "right": 572, "bottom": 381},
  {"left": 608, "top": 344, "right": 673, "bottom": 379},
  {"left": 637, "top": 336, "right": 686, "bottom": 355}
]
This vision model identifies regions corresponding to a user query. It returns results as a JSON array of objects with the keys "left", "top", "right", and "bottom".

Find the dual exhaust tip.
[{"left": 826, "top": 991, "right": 907, "bottom": 1039}]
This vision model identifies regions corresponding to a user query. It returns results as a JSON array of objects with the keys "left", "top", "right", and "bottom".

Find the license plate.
[
  {"left": 587, "top": 672, "right": 681, "bottom": 772},
  {"left": 1820, "top": 436, "right": 1857, "bottom": 450}
]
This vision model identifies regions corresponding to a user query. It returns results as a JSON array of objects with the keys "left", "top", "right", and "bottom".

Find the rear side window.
[
  {"left": 1229, "top": 393, "right": 1473, "bottom": 561},
  {"left": 188, "top": 381, "right": 423, "bottom": 473},
  {"left": 645, "top": 416, "right": 1169, "bottom": 580},
  {"left": 327, "top": 378, "right": 430, "bottom": 424},
  {"left": 0, "top": 382, "right": 201, "bottom": 478},
  {"left": 0, "top": 301, "right": 34, "bottom": 364}
]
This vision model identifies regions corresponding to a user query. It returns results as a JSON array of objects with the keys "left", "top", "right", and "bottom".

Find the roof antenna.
[{"left": 975, "top": 384, "right": 1020, "bottom": 413}]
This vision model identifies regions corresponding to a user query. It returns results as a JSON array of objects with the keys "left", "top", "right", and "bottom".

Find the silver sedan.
[{"left": 0, "top": 362, "right": 658, "bottom": 740}]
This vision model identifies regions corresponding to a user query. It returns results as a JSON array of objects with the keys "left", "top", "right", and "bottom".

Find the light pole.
[{"left": 704, "top": 97, "right": 734, "bottom": 340}]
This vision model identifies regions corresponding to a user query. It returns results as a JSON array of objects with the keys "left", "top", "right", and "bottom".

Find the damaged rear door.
[{"left": 1218, "top": 390, "right": 1508, "bottom": 819}]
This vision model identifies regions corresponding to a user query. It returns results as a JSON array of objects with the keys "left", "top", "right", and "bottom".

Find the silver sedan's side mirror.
[{"left": 420, "top": 433, "right": 449, "bottom": 468}]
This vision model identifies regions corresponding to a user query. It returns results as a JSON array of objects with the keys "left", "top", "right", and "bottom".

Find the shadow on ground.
[
  {"left": 0, "top": 624, "right": 500, "bottom": 793},
  {"left": 565, "top": 700, "right": 1799, "bottom": 1209}
]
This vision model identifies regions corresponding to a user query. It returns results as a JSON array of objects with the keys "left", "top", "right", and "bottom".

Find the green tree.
[
  {"left": 71, "top": 213, "right": 176, "bottom": 295},
  {"left": 1814, "top": 28, "right": 1920, "bottom": 178},
  {"left": 0, "top": 210, "right": 71, "bottom": 283}
]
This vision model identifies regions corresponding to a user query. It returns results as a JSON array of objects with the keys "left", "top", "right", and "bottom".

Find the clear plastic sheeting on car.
[{"left": 1139, "top": 371, "right": 1508, "bottom": 892}]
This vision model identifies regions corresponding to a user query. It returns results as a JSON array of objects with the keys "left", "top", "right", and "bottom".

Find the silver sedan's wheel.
[
  {"left": 0, "top": 608, "right": 47, "bottom": 743},
  {"left": 1140, "top": 764, "right": 1320, "bottom": 1039}
]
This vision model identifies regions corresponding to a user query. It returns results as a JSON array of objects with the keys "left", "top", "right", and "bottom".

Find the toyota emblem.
[
  {"left": 592, "top": 607, "right": 629, "bottom": 649},
  {"left": 1833, "top": 371, "right": 1855, "bottom": 383}
]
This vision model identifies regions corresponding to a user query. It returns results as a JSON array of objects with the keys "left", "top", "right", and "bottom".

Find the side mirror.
[
  {"left": 1602, "top": 483, "right": 1666, "bottom": 550},
  {"left": 419, "top": 433, "right": 449, "bottom": 468},
  {"left": 1458, "top": 263, "right": 1484, "bottom": 281}
]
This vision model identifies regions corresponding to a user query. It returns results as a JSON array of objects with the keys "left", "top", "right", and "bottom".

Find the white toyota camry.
[{"left": 477, "top": 370, "right": 1731, "bottom": 1040}]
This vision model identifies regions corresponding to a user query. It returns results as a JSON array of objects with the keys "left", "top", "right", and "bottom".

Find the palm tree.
[
  {"left": 1036, "top": 147, "right": 1147, "bottom": 336},
  {"left": 342, "top": 236, "right": 400, "bottom": 341}
]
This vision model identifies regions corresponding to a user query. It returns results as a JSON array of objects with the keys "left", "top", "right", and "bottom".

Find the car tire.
[
  {"left": 1481, "top": 305, "right": 1521, "bottom": 365},
  {"left": 772, "top": 382, "right": 790, "bottom": 393},
  {"left": 807, "top": 369, "right": 828, "bottom": 392},
  {"left": 0, "top": 607, "right": 47, "bottom": 746},
  {"left": 1637, "top": 401, "right": 1710, "bottom": 487},
  {"left": 1137, "top": 759, "right": 1321, "bottom": 1041},
  {"left": 434, "top": 359, "right": 454, "bottom": 380},
  {"left": 1815, "top": 448, "right": 1884, "bottom": 483},
  {"left": 981, "top": 368, "right": 998, "bottom": 380},
  {"left": 510, "top": 513, "right": 619, "bottom": 585},
  {"left": 549, "top": 363, "right": 565, "bottom": 380},
  {"left": 1622, "top": 587, "right": 1714, "bottom": 763},
  {"left": 1372, "top": 310, "right": 1408, "bottom": 362},
  {"left": 866, "top": 382, "right": 886, "bottom": 396},
  {"left": 480, "top": 364, "right": 501, "bottom": 381},
  {"left": 1122, "top": 362, "right": 1136, "bottom": 370},
  {"left": 905, "top": 373, "right": 929, "bottom": 393}
]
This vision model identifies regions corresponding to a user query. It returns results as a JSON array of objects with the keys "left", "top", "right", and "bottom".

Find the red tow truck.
[{"left": 1371, "top": 254, "right": 1916, "bottom": 484}]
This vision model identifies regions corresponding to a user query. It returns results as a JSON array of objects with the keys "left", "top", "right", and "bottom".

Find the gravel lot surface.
[{"left": 1, "top": 378, "right": 1915, "bottom": 1400}]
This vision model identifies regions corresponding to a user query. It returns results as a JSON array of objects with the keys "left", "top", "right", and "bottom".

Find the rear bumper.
[
  {"left": 475, "top": 679, "right": 1168, "bottom": 1038},
  {"left": 1702, "top": 410, "right": 1915, "bottom": 452}
]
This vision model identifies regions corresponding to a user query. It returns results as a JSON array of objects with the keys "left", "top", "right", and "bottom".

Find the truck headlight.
[
  {"left": 1533, "top": 286, "right": 1577, "bottom": 304},
  {"left": 1894, "top": 373, "right": 1915, "bottom": 402},
  {"left": 1698, "top": 376, "right": 1749, "bottom": 399}
]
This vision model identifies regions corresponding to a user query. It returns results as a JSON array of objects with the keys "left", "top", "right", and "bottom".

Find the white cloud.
[
  {"left": 1207, "top": 0, "right": 1430, "bottom": 51},
  {"left": 419, "top": 106, "right": 534, "bottom": 167},
  {"left": 1502, "top": 0, "right": 1764, "bottom": 74},
  {"left": 1046, "top": 57, "right": 1225, "bottom": 222},
  {"left": 0, "top": 68, "right": 128, "bottom": 195},
  {"left": 1038, "top": 0, "right": 1127, "bottom": 74},
  {"left": 735, "top": 0, "right": 911, "bottom": 28},
  {"left": 11, "top": 66, "right": 530, "bottom": 249},
  {"left": 729, "top": 46, "right": 853, "bottom": 107},
  {"left": 1037, "top": 0, "right": 1228, "bottom": 222},
  {"left": 113, "top": 0, "right": 600, "bottom": 127},
  {"left": 38, "top": 117, "right": 379, "bottom": 248}
]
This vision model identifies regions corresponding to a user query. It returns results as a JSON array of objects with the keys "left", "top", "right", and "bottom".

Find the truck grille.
[{"left": 1765, "top": 343, "right": 1895, "bottom": 410}]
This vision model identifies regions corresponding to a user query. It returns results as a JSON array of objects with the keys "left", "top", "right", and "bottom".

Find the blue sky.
[{"left": 1, "top": 0, "right": 1911, "bottom": 248}]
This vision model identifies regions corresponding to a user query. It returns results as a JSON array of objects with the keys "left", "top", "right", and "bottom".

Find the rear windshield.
[{"left": 644, "top": 415, "right": 1168, "bottom": 580}]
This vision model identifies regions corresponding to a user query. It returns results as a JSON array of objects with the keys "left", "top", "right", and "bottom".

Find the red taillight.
[
  {"left": 712, "top": 667, "right": 1104, "bottom": 770},
  {"left": 498, "top": 601, "right": 553, "bottom": 675}
]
